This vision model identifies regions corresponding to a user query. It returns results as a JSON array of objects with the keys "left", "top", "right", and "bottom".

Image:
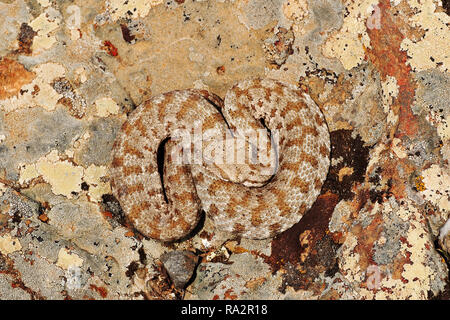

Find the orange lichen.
[
  {"left": 414, "top": 175, "right": 426, "bottom": 192},
  {"left": 0, "top": 58, "right": 35, "bottom": 100}
]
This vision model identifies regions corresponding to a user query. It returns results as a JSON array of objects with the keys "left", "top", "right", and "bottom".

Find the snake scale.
[{"left": 110, "top": 79, "right": 330, "bottom": 242}]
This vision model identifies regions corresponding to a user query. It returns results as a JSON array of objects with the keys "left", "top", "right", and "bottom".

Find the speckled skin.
[{"left": 110, "top": 79, "right": 330, "bottom": 242}]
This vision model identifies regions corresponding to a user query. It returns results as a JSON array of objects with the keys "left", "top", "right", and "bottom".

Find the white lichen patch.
[
  {"left": 29, "top": 8, "right": 61, "bottom": 53},
  {"left": 400, "top": 0, "right": 450, "bottom": 72},
  {"left": 322, "top": 0, "right": 379, "bottom": 70},
  {"left": 106, "top": 0, "right": 163, "bottom": 22},
  {"left": 421, "top": 164, "right": 450, "bottom": 214},
  {"left": 0, "top": 63, "right": 66, "bottom": 113},
  {"left": 0, "top": 234, "right": 22, "bottom": 255},
  {"left": 329, "top": 200, "right": 353, "bottom": 233},
  {"left": 391, "top": 138, "right": 407, "bottom": 159},
  {"left": 56, "top": 248, "right": 83, "bottom": 270},
  {"left": 338, "top": 234, "right": 364, "bottom": 283},
  {"left": 381, "top": 75, "right": 399, "bottom": 113},
  {"left": 84, "top": 165, "right": 111, "bottom": 202},
  {"left": 94, "top": 97, "right": 120, "bottom": 117}
]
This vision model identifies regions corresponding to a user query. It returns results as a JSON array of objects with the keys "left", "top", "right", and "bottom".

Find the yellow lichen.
[
  {"left": 84, "top": 165, "right": 111, "bottom": 202},
  {"left": 29, "top": 9, "right": 61, "bottom": 53},
  {"left": 19, "top": 150, "right": 112, "bottom": 202},
  {"left": 107, "top": 0, "right": 163, "bottom": 22},
  {"left": 0, "top": 233, "right": 22, "bottom": 255},
  {"left": 56, "top": 248, "right": 83, "bottom": 270},
  {"left": 95, "top": 97, "right": 120, "bottom": 117},
  {"left": 31, "top": 150, "right": 84, "bottom": 198}
]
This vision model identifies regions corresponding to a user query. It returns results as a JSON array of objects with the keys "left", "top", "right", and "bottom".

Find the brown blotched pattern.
[{"left": 110, "top": 79, "right": 330, "bottom": 241}]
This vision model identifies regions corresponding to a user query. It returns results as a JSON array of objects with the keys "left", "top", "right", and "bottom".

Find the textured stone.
[
  {"left": 160, "top": 250, "right": 199, "bottom": 289},
  {"left": 0, "top": 0, "right": 448, "bottom": 300}
]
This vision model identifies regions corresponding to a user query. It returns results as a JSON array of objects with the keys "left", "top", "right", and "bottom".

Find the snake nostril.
[{"left": 157, "top": 137, "right": 170, "bottom": 203}]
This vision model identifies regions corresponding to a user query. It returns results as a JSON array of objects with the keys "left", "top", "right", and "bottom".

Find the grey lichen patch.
[
  {"left": 372, "top": 202, "right": 410, "bottom": 266},
  {"left": 0, "top": 107, "right": 83, "bottom": 180},
  {"left": 241, "top": 0, "right": 285, "bottom": 30},
  {"left": 76, "top": 117, "right": 122, "bottom": 167},
  {"left": 52, "top": 77, "right": 87, "bottom": 119},
  {"left": 328, "top": 200, "right": 353, "bottom": 233},
  {"left": 310, "top": 0, "right": 344, "bottom": 32},
  {"left": 46, "top": 201, "right": 108, "bottom": 240},
  {"left": 12, "top": 253, "right": 66, "bottom": 299},
  {"left": 413, "top": 69, "right": 450, "bottom": 118},
  {"left": 186, "top": 252, "right": 282, "bottom": 300},
  {"left": 0, "top": 187, "right": 41, "bottom": 222},
  {"left": 0, "top": 184, "right": 152, "bottom": 299},
  {"left": 413, "top": 70, "right": 449, "bottom": 156},
  {"left": 266, "top": 0, "right": 345, "bottom": 83}
]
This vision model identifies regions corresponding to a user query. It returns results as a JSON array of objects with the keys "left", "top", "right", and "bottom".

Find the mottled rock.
[{"left": 0, "top": 0, "right": 448, "bottom": 300}]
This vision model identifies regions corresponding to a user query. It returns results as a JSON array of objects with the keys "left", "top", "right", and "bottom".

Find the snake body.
[{"left": 110, "top": 79, "right": 330, "bottom": 242}]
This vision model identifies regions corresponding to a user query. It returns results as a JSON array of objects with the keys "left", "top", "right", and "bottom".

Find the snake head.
[{"left": 202, "top": 133, "right": 278, "bottom": 187}]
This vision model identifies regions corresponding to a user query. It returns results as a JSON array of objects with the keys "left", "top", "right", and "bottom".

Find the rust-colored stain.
[
  {"left": 223, "top": 288, "right": 238, "bottom": 300},
  {"left": 38, "top": 213, "right": 49, "bottom": 223},
  {"left": 0, "top": 57, "right": 35, "bottom": 100},
  {"left": 366, "top": 0, "right": 418, "bottom": 139},
  {"left": 89, "top": 284, "right": 108, "bottom": 298},
  {"left": 102, "top": 41, "right": 119, "bottom": 57},
  {"left": 262, "top": 128, "right": 372, "bottom": 292},
  {"left": 216, "top": 65, "right": 226, "bottom": 75}
]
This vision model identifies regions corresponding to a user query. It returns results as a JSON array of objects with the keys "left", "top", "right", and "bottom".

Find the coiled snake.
[{"left": 110, "top": 79, "right": 330, "bottom": 242}]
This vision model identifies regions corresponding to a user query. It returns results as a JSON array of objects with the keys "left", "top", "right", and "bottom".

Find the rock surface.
[{"left": 0, "top": 0, "right": 448, "bottom": 300}]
